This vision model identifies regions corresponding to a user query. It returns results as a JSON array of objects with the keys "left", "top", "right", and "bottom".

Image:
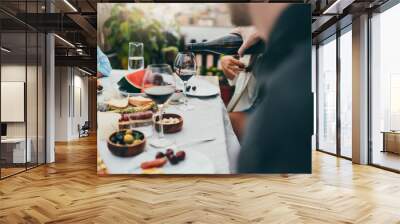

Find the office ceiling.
[
  {"left": 0, "top": 0, "right": 393, "bottom": 73},
  {"left": 0, "top": 32, "right": 45, "bottom": 64}
]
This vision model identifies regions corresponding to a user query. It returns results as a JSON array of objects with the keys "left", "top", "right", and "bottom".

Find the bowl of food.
[
  {"left": 107, "top": 129, "right": 145, "bottom": 157},
  {"left": 155, "top": 113, "right": 183, "bottom": 134}
]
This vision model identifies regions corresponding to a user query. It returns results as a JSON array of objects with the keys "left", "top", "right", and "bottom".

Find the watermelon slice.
[{"left": 118, "top": 69, "right": 146, "bottom": 94}]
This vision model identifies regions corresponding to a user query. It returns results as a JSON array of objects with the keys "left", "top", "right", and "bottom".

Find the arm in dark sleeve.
[{"left": 238, "top": 45, "right": 313, "bottom": 173}]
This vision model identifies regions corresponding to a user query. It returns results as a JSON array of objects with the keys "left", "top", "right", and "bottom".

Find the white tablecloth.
[{"left": 97, "top": 70, "right": 240, "bottom": 174}]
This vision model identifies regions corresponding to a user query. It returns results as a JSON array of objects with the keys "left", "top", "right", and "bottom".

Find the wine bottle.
[{"left": 184, "top": 33, "right": 265, "bottom": 55}]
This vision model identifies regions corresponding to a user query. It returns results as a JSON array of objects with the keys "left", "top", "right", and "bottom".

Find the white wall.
[
  {"left": 1, "top": 65, "right": 26, "bottom": 140},
  {"left": 54, "top": 66, "right": 70, "bottom": 141},
  {"left": 71, "top": 73, "right": 89, "bottom": 139},
  {"left": 1, "top": 65, "right": 35, "bottom": 138},
  {"left": 54, "top": 67, "right": 89, "bottom": 141},
  {"left": 1, "top": 63, "right": 46, "bottom": 164}
]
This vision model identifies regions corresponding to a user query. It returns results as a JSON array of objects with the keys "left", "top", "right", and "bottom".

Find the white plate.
[
  {"left": 185, "top": 77, "right": 220, "bottom": 97},
  {"left": 98, "top": 140, "right": 215, "bottom": 174}
]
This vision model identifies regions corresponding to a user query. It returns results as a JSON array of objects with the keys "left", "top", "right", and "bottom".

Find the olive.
[
  {"left": 186, "top": 85, "right": 191, "bottom": 92},
  {"left": 110, "top": 136, "right": 117, "bottom": 144},
  {"left": 115, "top": 132, "right": 124, "bottom": 143},
  {"left": 134, "top": 132, "right": 142, "bottom": 140},
  {"left": 116, "top": 132, "right": 123, "bottom": 140},
  {"left": 192, "top": 86, "right": 197, "bottom": 91},
  {"left": 124, "top": 134, "right": 134, "bottom": 144},
  {"left": 155, "top": 152, "right": 165, "bottom": 159}
]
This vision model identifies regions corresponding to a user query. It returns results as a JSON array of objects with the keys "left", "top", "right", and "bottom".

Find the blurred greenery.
[
  {"left": 104, "top": 4, "right": 181, "bottom": 69},
  {"left": 102, "top": 4, "right": 229, "bottom": 86},
  {"left": 201, "top": 66, "right": 228, "bottom": 85}
]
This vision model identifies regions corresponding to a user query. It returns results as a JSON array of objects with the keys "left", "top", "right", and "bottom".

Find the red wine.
[
  {"left": 144, "top": 86, "right": 175, "bottom": 105},
  {"left": 184, "top": 33, "right": 265, "bottom": 55},
  {"left": 177, "top": 70, "right": 195, "bottom": 82}
]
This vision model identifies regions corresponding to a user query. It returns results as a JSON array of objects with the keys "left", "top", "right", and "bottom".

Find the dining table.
[{"left": 97, "top": 69, "right": 241, "bottom": 174}]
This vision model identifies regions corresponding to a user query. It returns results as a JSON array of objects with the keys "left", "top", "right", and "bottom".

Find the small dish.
[
  {"left": 107, "top": 130, "right": 146, "bottom": 157},
  {"left": 154, "top": 113, "right": 183, "bottom": 134}
]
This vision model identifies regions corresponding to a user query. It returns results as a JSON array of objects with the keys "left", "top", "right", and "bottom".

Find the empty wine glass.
[
  {"left": 142, "top": 64, "right": 176, "bottom": 148},
  {"left": 174, "top": 52, "right": 196, "bottom": 110}
]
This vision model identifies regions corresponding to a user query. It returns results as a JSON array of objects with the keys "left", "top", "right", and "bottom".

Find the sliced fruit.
[{"left": 118, "top": 69, "right": 146, "bottom": 94}]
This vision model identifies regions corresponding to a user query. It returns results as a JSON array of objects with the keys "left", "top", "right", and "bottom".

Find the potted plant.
[{"left": 103, "top": 4, "right": 181, "bottom": 69}]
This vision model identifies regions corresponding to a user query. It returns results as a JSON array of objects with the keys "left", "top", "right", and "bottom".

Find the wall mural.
[{"left": 96, "top": 3, "right": 312, "bottom": 175}]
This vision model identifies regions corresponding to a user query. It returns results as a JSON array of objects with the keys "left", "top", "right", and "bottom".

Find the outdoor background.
[{"left": 97, "top": 3, "right": 234, "bottom": 80}]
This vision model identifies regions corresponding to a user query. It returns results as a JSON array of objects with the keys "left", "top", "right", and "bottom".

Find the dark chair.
[{"left": 78, "top": 121, "right": 90, "bottom": 138}]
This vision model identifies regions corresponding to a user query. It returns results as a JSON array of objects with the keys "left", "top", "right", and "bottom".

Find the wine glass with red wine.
[
  {"left": 142, "top": 64, "right": 176, "bottom": 147},
  {"left": 174, "top": 52, "right": 197, "bottom": 110}
]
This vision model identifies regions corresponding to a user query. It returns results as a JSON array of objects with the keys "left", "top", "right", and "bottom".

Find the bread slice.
[
  {"left": 107, "top": 98, "right": 129, "bottom": 109},
  {"left": 129, "top": 96, "right": 153, "bottom": 107}
]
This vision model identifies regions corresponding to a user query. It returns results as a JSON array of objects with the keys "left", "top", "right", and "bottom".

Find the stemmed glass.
[
  {"left": 174, "top": 52, "right": 197, "bottom": 110},
  {"left": 142, "top": 64, "right": 176, "bottom": 148}
]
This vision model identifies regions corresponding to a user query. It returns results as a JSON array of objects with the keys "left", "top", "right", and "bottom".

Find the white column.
[
  {"left": 352, "top": 14, "right": 369, "bottom": 164},
  {"left": 46, "top": 32, "right": 55, "bottom": 163},
  {"left": 45, "top": 0, "right": 56, "bottom": 163}
]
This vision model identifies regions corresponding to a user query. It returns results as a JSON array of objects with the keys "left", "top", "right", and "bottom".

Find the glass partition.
[
  {"left": 27, "top": 31, "right": 38, "bottom": 169},
  {"left": 0, "top": 31, "right": 28, "bottom": 177},
  {"left": 0, "top": 1, "right": 46, "bottom": 179},
  {"left": 317, "top": 36, "right": 337, "bottom": 154},
  {"left": 370, "top": 3, "right": 400, "bottom": 171},
  {"left": 339, "top": 28, "right": 352, "bottom": 158}
]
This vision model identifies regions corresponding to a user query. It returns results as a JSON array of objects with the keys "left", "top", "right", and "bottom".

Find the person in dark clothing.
[{"left": 231, "top": 4, "right": 313, "bottom": 173}]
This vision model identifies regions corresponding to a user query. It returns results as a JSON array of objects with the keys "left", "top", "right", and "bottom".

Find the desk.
[
  {"left": 382, "top": 131, "right": 400, "bottom": 154},
  {"left": 1, "top": 138, "right": 31, "bottom": 164}
]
